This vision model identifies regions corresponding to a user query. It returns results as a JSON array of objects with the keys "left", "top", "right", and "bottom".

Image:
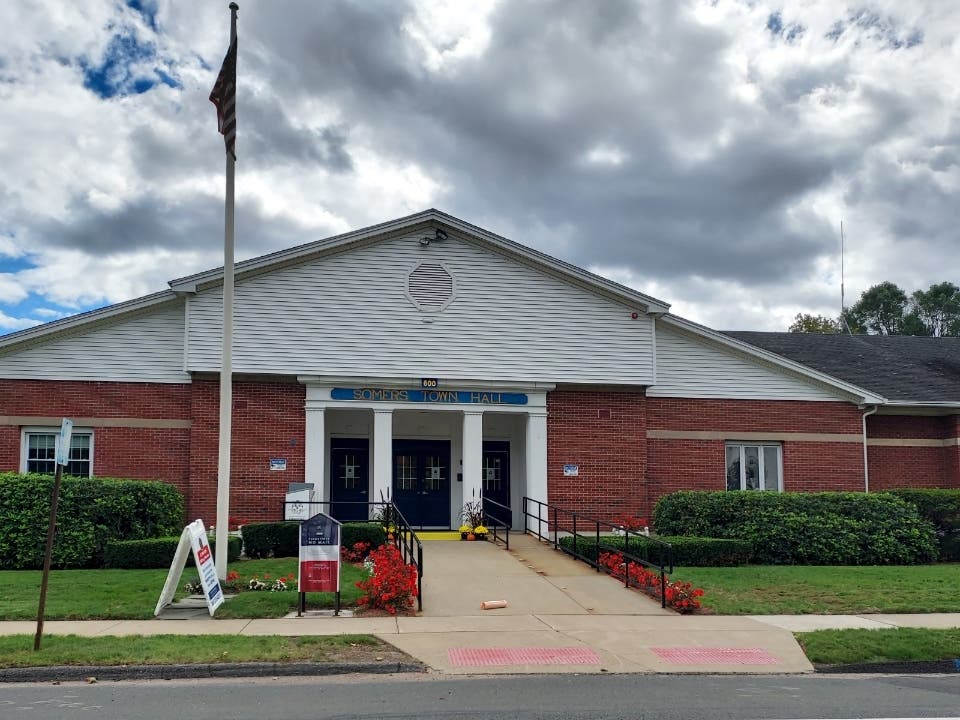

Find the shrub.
[
  {"left": 241, "top": 521, "right": 386, "bottom": 558},
  {"left": 342, "top": 522, "right": 387, "bottom": 549},
  {"left": 355, "top": 543, "right": 419, "bottom": 615},
  {"left": 653, "top": 491, "right": 938, "bottom": 565},
  {"left": 103, "top": 535, "right": 242, "bottom": 569},
  {"left": 558, "top": 534, "right": 752, "bottom": 567},
  {"left": 0, "top": 473, "right": 184, "bottom": 569},
  {"left": 240, "top": 522, "right": 299, "bottom": 558},
  {"left": 887, "top": 489, "right": 960, "bottom": 561}
]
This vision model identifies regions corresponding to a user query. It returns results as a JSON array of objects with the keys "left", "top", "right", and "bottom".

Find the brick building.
[{"left": 1, "top": 210, "right": 957, "bottom": 529}]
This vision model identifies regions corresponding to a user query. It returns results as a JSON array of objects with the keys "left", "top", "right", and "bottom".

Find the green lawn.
[
  {"left": 0, "top": 634, "right": 384, "bottom": 668},
  {"left": 670, "top": 564, "right": 960, "bottom": 615},
  {"left": 0, "top": 558, "right": 366, "bottom": 620},
  {"left": 796, "top": 627, "right": 960, "bottom": 665}
]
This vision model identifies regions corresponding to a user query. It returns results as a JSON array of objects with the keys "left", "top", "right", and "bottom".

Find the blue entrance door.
[
  {"left": 392, "top": 440, "right": 451, "bottom": 528},
  {"left": 330, "top": 439, "right": 369, "bottom": 522},
  {"left": 482, "top": 441, "right": 511, "bottom": 525}
]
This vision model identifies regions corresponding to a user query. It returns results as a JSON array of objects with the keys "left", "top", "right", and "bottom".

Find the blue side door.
[
  {"left": 330, "top": 438, "right": 369, "bottom": 522},
  {"left": 482, "top": 441, "right": 511, "bottom": 525}
]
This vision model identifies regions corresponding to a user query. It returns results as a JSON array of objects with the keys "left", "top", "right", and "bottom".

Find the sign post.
[
  {"left": 34, "top": 418, "right": 73, "bottom": 651},
  {"left": 298, "top": 512, "right": 341, "bottom": 616}
]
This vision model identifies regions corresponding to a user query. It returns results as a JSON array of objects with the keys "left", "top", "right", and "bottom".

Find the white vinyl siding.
[
  {"left": 649, "top": 323, "right": 843, "bottom": 401},
  {"left": 0, "top": 301, "right": 189, "bottom": 384},
  {"left": 186, "top": 234, "right": 655, "bottom": 384}
]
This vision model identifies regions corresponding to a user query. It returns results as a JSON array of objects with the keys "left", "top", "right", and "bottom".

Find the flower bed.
[{"left": 598, "top": 551, "right": 704, "bottom": 614}]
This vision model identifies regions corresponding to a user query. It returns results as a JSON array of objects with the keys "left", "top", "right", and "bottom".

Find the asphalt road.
[{"left": 1, "top": 673, "right": 959, "bottom": 719}]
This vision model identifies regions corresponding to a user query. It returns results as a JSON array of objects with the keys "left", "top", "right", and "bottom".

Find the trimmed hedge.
[
  {"left": 558, "top": 534, "right": 752, "bottom": 567},
  {"left": 0, "top": 473, "right": 184, "bottom": 569},
  {"left": 103, "top": 535, "right": 242, "bottom": 569},
  {"left": 241, "top": 521, "right": 387, "bottom": 558},
  {"left": 887, "top": 489, "right": 960, "bottom": 561},
  {"left": 653, "top": 491, "right": 938, "bottom": 565}
]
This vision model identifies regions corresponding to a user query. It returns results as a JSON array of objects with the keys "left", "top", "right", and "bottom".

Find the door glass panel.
[
  {"left": 340, "top": 453, "right": 358, "bottom": 489},
  {"left": 725, "top": 445, "right": 741, "bottom": 490},
  {"left": 424, "top": 455, "right": 446, "bottom": 491},
  {"left": 483, "top": 456, "right": 502, "bottom": 491},
  {"left": 744, "top": 446, "right": 760, "bottom": 491},
  {"left": 396, "top": 455, "right": 417, "bottom": 490},
  {"left": 763, "top": 446, "right": 780, "bottom": 491}
]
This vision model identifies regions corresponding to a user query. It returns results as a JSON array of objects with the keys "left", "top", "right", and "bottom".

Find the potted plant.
[
  {"left": 459, "top": 500, "right": 484, "bottom": 540},
  {"left": 473, "top": 524, "right": 488, "bottom": 540}
]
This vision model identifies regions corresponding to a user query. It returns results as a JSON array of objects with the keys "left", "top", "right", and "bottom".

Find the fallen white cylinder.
[{"left": 480, "top": 599, "right": 508, "bottom": 610}]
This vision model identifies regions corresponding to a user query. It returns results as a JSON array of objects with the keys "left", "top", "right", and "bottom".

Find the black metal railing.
[
  {"left": 522, "top": 496, "right": 673, "bottom": 608},
  {"left": 282, "top": 499, "right": 424, "bottom": 611},
  {"left": 480, "top": 495, "right": 511, "bottom": 550}
]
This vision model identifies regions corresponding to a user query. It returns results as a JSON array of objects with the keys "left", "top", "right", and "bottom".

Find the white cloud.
[{"left": 0, "top": 0, "right": 958, "bottom": 335}]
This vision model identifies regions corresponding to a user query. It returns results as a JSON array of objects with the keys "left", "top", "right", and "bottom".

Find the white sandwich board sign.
[{"left": 155, "top": 519, "right": 224, "bottom": 617}]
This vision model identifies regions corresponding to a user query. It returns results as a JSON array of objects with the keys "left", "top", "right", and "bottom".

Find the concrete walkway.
[{"left": 4, "top": 534, "right": 958, "bottom": 676}]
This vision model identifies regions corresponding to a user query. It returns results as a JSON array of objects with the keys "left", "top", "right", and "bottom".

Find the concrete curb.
[{"left": 0, "top": 660, "right": 427, "bottom": 684}]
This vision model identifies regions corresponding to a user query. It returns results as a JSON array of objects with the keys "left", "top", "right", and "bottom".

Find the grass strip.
[
  {"left": 0, "top": 559, "right": 366, "bottom": 620},
  {"left": 0, "top": 634, "right": 382, "bottom": 668},
  {"left": 796, "top": 627, "right": 960, "bottom": 665},
  {"left": 669, "top": 564, "right": 960, "bottom": 615}
]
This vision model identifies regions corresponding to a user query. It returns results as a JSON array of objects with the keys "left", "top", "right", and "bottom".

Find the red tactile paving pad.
[
  {"left": 652, "top": 647, "right": 780, "bottom": 665},
  {"left": 448, "top": 647, "right": 601, "bottom": 667}
]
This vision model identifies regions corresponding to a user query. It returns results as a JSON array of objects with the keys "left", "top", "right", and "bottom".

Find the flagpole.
[{"left": 215, "top": 1, "right": 239, "bottom": 580}]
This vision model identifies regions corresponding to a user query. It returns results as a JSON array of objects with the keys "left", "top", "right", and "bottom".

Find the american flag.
[{"left": 209, "top": 36, "right": 237, "bottom": 158}]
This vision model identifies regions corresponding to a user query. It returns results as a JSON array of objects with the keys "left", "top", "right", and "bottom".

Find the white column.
[
  {"left": 525, "top": 411, "right": 548, "bottom": 535},
  {"left": 304, "top": 407, "right": 326, "bottom": 504},
  {"left": 372, "top": 409, "right": 393, "bottom": 516},
  {"left": 461, "top": 411, "right": 484, "bottom": 513}
]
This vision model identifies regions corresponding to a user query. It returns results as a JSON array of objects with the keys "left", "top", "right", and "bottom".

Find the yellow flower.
[
  {"left": 473, "top": 525, "right": 488, "bottom": 534},
  {"left": 459, "top": 524, "right": 472, "bottom": 533}
]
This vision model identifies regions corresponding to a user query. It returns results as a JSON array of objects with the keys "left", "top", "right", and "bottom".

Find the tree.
[
  {"left": 846, "top": 281, "right": 910, "bottom": 335},
  {"left": 788, "top": 313, "right": 841, "bottom": 333},
  {"left": 911, "top": 282, "right": 960, "bottom": 337}
]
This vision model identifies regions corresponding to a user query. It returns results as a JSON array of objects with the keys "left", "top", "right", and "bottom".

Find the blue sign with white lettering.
[{"left": 332, "top": 388, "right": 528, "bottom": 405}]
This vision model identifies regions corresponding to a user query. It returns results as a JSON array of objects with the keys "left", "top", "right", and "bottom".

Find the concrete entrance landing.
[{"left": 383, "top": 533, "right": 814, "bottom": 674}]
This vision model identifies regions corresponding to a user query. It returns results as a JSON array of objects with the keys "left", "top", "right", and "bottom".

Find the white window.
[
  {"left": 725, "top": 442, "right": 781, "bottom": 491},
  {"left": 21, "top": 428, "right": 94, "bottom": 477}
]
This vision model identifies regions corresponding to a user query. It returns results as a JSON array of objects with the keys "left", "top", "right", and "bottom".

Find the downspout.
[{"left": 861, "top": 405, "right": 878, "bottom": 493}]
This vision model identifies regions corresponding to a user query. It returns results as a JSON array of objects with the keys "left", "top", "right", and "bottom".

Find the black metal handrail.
[
  {"left": 522, "top": 496, "right": 673, "bottom": 608},
  {"left": 281, "top": 499, "right": 423, "bottom": 611},
  {"left": 480, "top": 495, "right": 511, "bottom": 550}
]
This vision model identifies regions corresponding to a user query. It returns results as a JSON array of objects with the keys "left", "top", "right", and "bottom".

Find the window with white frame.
[
  {"left": 725, "top": 442, "right": 781, "bottom": 491},
  {"left": 22, "top": 429, "right": 93, "bottom": 477}
]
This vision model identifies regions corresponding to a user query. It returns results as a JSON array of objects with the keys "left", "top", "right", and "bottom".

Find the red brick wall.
[
  {"left": 0, "top": 379, "right": 193, "bottom": 501},
  {"left": 649, "top": 398, "right": 863, "bottom": 434},
  {"left": 866, "top": 414, "right": 960, "bottom": 489},
  {"left": 547, "top": 388, "right": 647, "bottom": 522},
  {"left": 0, "top": 379, "right": 190, "bottom": 418},
  {"left": 646, "top": 398, "right": 866, "bottom": 513},
  {"left": 0, "top": 425, "right": 19, "bottom": 470},
  {"left": 188, "top": 379, "right": 306, "bottom": 525}
]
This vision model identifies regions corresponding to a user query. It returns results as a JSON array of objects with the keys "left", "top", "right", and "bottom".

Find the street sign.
[{"left": 55, "top": 418, "right": 73, "bottom": 466}]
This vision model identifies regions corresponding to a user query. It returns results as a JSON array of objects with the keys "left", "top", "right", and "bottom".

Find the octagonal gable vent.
[{"left": 407, "top": 262, "right": 455, "bottom": 311}]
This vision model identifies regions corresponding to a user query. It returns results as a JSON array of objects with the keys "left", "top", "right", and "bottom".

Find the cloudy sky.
[{"left": 1, "top": 0, "right": 958, "bottom": 334}]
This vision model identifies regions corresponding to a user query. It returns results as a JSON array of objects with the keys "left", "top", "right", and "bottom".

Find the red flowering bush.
[
  {"left": 611, "top": 514, "right": 648, "bottom": 531},
  {"left": 598, "top": 551, "right": 704, "bottom": 614},
  {"left": 355, "top": 543, "right": 419, "bottom": 615},
  {"left": 341, "top": 541, "right": 372, "bottom": 563}
]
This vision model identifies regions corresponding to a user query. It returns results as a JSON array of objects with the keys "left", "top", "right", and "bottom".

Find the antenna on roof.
[{"left": 840, "top": 220, "right": 853, "bottom": 336}]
